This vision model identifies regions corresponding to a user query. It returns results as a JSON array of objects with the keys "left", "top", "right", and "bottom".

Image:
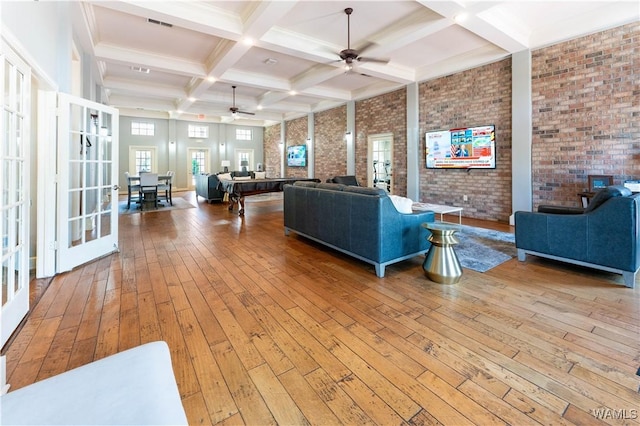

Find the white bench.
[{"left": 1, "top": 341, "right": 187, "bottom": 425}]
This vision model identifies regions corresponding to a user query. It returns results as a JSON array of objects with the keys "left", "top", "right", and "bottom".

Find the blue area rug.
[{"left": 454, "top": 225, "right": 516, "bottom": 272}]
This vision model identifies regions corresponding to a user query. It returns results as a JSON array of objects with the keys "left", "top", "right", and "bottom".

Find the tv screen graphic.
[
  {"left": 287, "top": 145, "right": 307, "bottom": 167},
  {"left": 425, "top": 125, "right": 496, "bottom": 169}
]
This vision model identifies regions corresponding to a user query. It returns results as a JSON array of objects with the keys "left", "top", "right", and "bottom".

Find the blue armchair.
[{"left": 515, "top": 186, "right": 640, "bottom": 288}]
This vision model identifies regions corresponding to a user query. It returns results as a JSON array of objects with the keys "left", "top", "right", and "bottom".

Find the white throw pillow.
[
  {"left": 217, "top": 172, "right": 232, "bottom": 181},
  {"left": 389, "top": 195, "right": 414, "bottom": 214},
  {"left": 234, "top": 176, "right": 252, "bottom": 181},
  {"left": 254, "top": 171, "right": 266, "bottom": 179}
]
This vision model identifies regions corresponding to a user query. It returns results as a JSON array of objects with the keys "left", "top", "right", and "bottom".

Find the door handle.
[{"left": 113, "top": 184, "right": 120, "bottom": 190}]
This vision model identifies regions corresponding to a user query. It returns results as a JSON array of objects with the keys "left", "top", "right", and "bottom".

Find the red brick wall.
[
  {"left": 285, "top": 117, "right": 308, "bottom": 179},
  {"left": 420, "top": 58, "right": 513, "bottom": 222},
  {"left": 356, "top": 89, "right": 407, "bottom": 194},
  {"left": 263, "top": 124, "right": 281, "bottom": 178},
  {"left": 531, "top": 22, "right": 640, "bottom": 208},
  {"left": 314, "top": 105, "right": 347, "bottom": 182}
]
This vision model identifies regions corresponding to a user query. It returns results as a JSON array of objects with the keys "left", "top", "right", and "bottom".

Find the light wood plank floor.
[{"left": 4, "top": 191, "right": 640, "bottom": 425}]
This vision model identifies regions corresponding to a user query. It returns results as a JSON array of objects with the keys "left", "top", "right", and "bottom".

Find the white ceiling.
[{"left": 73, "top": 1, "right": 639, "bottom": 127}]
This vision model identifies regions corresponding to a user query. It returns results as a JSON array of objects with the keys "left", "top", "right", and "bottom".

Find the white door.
[
  {"left": 57, "top": 94, "right": 119, "bottom": 272},
  {"left": 187, "top": 148, "right": 209, "bottom": 189},
  {"left": 1, "top": 41, "right": 31, "bottom": 348}
]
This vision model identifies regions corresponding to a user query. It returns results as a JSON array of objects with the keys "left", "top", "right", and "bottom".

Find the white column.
[
  {"left": 511, "top": 49, "right": 533, "bottom": 224},
  {"left": 346, "top": 101, "right": 355, "bottom": 175},
  {"left": 406, "top": 82, "right": 420, "bottom": 200},
  {"left": 307, "top": 113, "right": 314, "bottom": 178}
]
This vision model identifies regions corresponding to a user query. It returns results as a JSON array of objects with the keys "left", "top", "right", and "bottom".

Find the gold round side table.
[{"left": 422, "top": 222, "right": 463, "bottom": 284}]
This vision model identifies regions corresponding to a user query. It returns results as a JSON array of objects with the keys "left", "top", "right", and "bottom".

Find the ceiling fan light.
[{"left": 345, "top": 63, "right": 353, "bottom": 71}]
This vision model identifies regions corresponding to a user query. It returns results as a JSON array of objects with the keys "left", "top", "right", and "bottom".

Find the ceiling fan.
[
  {"left": 229, "top": 85, "right": 254, "bottom": 118},
  {"left": 337, "top": 7, "right": 388, "bottom": 71}
]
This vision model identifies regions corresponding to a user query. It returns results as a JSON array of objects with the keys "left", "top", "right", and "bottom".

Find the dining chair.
[
  {"left": 157, "top": 171, "right": 174, "bottom": 206},
  {"left": 139, "top": 173, "right": 159, "bottom": 210},
  {"left": 124, "top": 171, "right": 141, "bottom": 209}
]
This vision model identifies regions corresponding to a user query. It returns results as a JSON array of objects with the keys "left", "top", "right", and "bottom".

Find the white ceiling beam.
[
  {"left": 103, "top": 77, "right": 186, "bottom": 99},
  {"left": 94, "top": 0, "right": 244, "bottom": 39},
  {"left": 94, "top": 44, "right": 206, "bottom": 77},
  {"left": 419, "top": 1, "right": 527, "bottom": 52}
]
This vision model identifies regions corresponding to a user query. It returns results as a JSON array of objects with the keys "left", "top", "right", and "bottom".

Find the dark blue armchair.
[{"left": 515, "top": 186, "right": 640, "bottom": 288}]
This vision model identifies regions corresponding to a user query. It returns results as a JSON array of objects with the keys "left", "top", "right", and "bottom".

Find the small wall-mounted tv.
[
  {"left": 425, "top": 124, "right": 496, "bottom": 169},
  {"left": 287, "top": 145, "right": 307, "bottom": 167}
]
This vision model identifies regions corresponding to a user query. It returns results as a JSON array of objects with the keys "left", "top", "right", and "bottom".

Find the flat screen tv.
[
  {"left": 287, "top": 145, "right": 307, "bottom": 167},
  {"left": 425, "top": 124, "right": 496, "bottom": 169}
]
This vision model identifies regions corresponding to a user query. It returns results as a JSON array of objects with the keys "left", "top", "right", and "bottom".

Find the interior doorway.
[{"left": 367, "top": 133, "right": 393, "bottom": 194}]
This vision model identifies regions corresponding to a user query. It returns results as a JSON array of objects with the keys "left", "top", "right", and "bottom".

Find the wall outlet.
[{"left": 463, "top": 195, "right": 468, "bottom": 202}]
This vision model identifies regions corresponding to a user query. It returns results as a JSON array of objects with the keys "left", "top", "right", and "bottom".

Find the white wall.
[{"left": 119, "top": 116, "right": 264, "bottom": 190}]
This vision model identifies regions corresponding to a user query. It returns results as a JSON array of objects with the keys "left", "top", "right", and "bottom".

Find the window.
[
  {"left": 188, "top": 124, "right": 209, "bottom": 138},
  {"left": 131, "top": 121, "right": 155, "bottom": 136},
  {"left": 129, "top": 146, "right": 157, "bottom": 174},
  {"left": 135, "top": 150, "right": 152, "bottom": 173},
  {"left": 236, "top": 128, "right": 252, "bottom": 140}
]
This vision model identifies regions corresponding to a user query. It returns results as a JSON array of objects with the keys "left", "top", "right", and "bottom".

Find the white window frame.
[
  {"left": 188, "top": 124, "right": 209, "bottom": 138},
  {"left": 128, "top": 146, "right": 157, "bottom": 174},
  {"left": 236, "top": 128, "right": 252, "bottom": 141},
  {"left": 234, "top": 149, "right": 254, "bottom": 171},
  {"left": 131, "top": 121, "right": 155, "bottom": 136}
]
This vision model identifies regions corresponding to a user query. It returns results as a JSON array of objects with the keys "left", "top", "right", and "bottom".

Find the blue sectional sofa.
[
  {"left": 515, "top": 186, "right": 640, "bottom": 288},
  {"left": 283, "top": 181, "right": 435, "bottom": 277}
]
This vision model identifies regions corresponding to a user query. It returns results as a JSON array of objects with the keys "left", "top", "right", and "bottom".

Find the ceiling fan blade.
[
  {"left": 237, "top": 110, "right": 255, "bottom": 115},
  {"left": 356, "top": 41, "right": 376, "bottom": 56},
  {"left": 357, "top": 57, "right": 389, "bottom": 64}
]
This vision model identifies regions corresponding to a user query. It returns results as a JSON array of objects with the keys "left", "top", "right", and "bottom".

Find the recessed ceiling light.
[
  {"left": 242, "top": 37, "right": 254, "bottom": 46},
  {"left": 188, "top": 97, "right": 196, "bottom": 102},
  {"left": 257, "top": 105, "right": 263, "bottom": 110},
  {"left": 289, "top": 90, "right": 297, "bottom": 96},
  {"left": 454, "top": 13, "right": 468, "bottom": 24},
  {"left": 206, "top": 76, "right": 215, "bottom": 82}
]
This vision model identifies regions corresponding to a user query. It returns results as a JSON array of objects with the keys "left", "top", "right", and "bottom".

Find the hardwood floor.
[{"left": 4, "top": 191, "right": 639, "bottom": 425}]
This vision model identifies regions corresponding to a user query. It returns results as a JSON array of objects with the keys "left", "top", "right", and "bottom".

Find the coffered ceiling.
[{"left": 72, "top": 1, "right": 639, "bottom": 126}]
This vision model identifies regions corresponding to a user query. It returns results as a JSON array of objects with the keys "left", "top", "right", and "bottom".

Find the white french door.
[
  {"left": 1, "top": 41, "right": 30, "bottom": 348},
  {"left": 187, "top": 148, "right": 209, "bottom": 189},
  {"left": 56, "top": 94, "right": 119, "bottom": 272}
]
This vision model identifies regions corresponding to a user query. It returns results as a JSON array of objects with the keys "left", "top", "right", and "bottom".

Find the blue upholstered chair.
[{"left": 515, "top": 185, "right": 640, "bottom": 288}]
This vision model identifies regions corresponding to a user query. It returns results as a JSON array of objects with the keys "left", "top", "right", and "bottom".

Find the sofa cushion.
[
  {"left": 584, "top": 185, "right": 631, "bottom": 213},
  {"left": 343, "top": 186, "right": 387, "bottom": 196},
  {"left": 233, "top": 176, "right": 252, "bottom": 181},
  {"left": 217, "top": 172, "right": 232, "bottom": 181},
  {"left": 389, "top": 195, "right": 414, "bottom": 214},
  {"left": 254, "top": 171, "right": 266, "bottom": 179},
  {"left": 317, "top": 182, "right": 345, "bottom": 191}
]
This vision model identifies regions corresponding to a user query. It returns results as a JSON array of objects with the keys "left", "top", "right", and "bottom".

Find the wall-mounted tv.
[
  {"left": 287, "top": 145, "right": 307, "bottom": 167},
  {"left": 425, "top": 124, "right": 496, "bottom": 169}
]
